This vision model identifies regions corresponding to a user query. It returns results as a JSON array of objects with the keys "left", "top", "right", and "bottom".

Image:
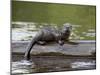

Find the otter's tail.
[
  {"left": 24, "top": 31, "right": 43, "bottom": 60},
  {"left": 24, "top": 39, "right": 36, "bottom": 60}
]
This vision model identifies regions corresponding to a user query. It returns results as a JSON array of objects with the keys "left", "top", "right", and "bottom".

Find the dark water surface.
[{"left": 11, "top": 54, "right": 96, "bottom": 74}]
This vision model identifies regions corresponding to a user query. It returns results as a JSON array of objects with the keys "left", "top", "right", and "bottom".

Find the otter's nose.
[{"left": 58, "top": 40, "right": 64, "bottom": 46}]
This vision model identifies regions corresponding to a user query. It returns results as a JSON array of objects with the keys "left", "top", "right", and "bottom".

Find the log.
[{"left": 12, "top": 40, "right": 95, "bottom": 56}]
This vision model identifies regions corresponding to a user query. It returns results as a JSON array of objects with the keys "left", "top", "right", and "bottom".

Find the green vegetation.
[{"left": 12, "top": 1, "right": 96, "bottom": 26}]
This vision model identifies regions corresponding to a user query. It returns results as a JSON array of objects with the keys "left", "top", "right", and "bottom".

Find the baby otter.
[{"left": 24, "top": 23, "right": 77, "bottom": 60}]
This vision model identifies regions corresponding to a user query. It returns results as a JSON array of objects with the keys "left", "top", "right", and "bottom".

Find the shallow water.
[{"left": 11, "top": 55, "right": 96, "bottom": 74}]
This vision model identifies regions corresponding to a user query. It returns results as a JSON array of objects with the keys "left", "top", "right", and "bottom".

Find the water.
[
  {"left": 71, "top": 61, "right": 95, "bottom": 69},
  {"left": 12, "top": 55, "right": 96, "bottom": 74},
  {"left": 12, "top": 60, "right": 36, "bottom": 74}
]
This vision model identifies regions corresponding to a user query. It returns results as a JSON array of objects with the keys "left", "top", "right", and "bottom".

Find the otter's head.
[{"left": 62, "top": 23, "right": 72, "bottom": 34}]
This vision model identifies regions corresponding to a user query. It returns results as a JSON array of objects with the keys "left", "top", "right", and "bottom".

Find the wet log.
[{"left": 12, "top": 40, "right": 95, "bottom": 56}]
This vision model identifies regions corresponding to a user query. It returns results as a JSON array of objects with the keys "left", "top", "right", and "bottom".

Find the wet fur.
[{"left": 24, "top": 25, "right": 78, "bottom": 60}]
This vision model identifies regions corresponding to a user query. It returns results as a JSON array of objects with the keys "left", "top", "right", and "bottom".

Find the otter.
[{"left": 24, "top": 23, "right": 78, "bottom": 60}]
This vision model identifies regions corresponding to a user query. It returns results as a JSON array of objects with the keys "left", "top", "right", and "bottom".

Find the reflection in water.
[
  {"left": 12, "top": 60, "right": 36, "bottom": 74},
  {"left": 12, "top": 58, "right": 96, "bottom": 74},
  {"left": 71, "top": 61, "right": 95, "bottom": 69},
  {"left": 12, "top": 56, "right": 96, "bottom": 74}
]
